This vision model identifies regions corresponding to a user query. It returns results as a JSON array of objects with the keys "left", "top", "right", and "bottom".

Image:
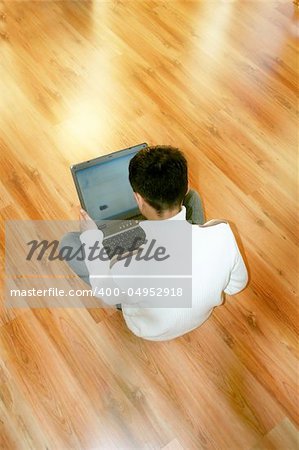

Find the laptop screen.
[{"left": 75, "top": 151, "right": 139, "bottom": 220}]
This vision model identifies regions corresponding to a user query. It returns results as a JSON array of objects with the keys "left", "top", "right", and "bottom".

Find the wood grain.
[{"left": 0, "top": 1, "right": 298, "bottom": 449}]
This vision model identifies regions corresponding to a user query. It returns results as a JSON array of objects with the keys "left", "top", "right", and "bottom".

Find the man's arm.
[
  {"left": 79, "top": 204, "right": 130, "bottom": 307},
  {"left": 80, "top": 229, "right": 129, "bottom": 305},
  {"left": 224, "top": 226, "right": 248, "bottom": 295}
]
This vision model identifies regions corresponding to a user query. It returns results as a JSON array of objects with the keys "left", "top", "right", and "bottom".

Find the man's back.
[{"left": 118, "top": 219, "right": 248, "bottom": 341}]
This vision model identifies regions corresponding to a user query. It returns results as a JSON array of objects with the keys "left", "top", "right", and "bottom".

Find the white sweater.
[{"left": 80, "top": 206, "right": 248, "bottom": 341}]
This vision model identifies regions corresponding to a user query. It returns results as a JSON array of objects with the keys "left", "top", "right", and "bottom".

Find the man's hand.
[{"left": 79, "top": 209, "right": 98, "bottom": 232}]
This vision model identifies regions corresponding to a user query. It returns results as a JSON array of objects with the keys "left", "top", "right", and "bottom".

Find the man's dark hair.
[{"left": 129, "top": 145, "right": 188, "bottom": 214}]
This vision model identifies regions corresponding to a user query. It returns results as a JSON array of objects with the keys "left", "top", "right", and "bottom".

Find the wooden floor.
[{"left": 0, "top": 1, "right": 298, "bottom": 449}]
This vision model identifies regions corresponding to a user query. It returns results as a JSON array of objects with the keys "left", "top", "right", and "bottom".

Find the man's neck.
[{"left": 148, "top": 206, "right": 181, "bottom": 220}]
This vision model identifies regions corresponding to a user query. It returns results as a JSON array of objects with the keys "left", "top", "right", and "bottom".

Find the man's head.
[{"left": 129, "top": 145, "right": 188, "bottom": 219}]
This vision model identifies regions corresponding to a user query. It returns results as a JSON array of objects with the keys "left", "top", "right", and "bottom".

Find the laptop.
[{"left": 71, "top": 143, "right": 148, "bottom": 258}]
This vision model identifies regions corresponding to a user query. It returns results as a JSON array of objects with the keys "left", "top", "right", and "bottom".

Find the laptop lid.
[{"left": 71, "top": 143, "right": 147, "bottom": 221}]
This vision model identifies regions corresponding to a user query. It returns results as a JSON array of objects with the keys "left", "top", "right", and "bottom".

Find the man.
[{"left": 62, "top": 145, "right": 248, "bottom": 341}]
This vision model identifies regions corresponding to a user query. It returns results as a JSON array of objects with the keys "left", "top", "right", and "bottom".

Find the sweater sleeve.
[
  {"left": 79, "top": 229, "right": 127, "bottom": 305},
  {"left": 224, "top": 226, "right": 248, "bottom": 295}
]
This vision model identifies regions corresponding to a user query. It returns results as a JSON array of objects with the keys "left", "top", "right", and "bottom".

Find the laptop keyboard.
[{"left": 103, "top": 226, "right": 146, "bottom": 259}]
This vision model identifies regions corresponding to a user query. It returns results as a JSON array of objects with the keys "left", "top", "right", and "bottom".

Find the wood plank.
[{"left": 251, "top": 418, "right": 299, "bottom": 450}]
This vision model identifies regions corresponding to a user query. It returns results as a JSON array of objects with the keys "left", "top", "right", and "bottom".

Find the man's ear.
[
  {"left": 134, "top": 192, "right": 140, "bottom": 202},
  {"left": 134, "top": 192, "right": 143, "bottom": 207}
]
